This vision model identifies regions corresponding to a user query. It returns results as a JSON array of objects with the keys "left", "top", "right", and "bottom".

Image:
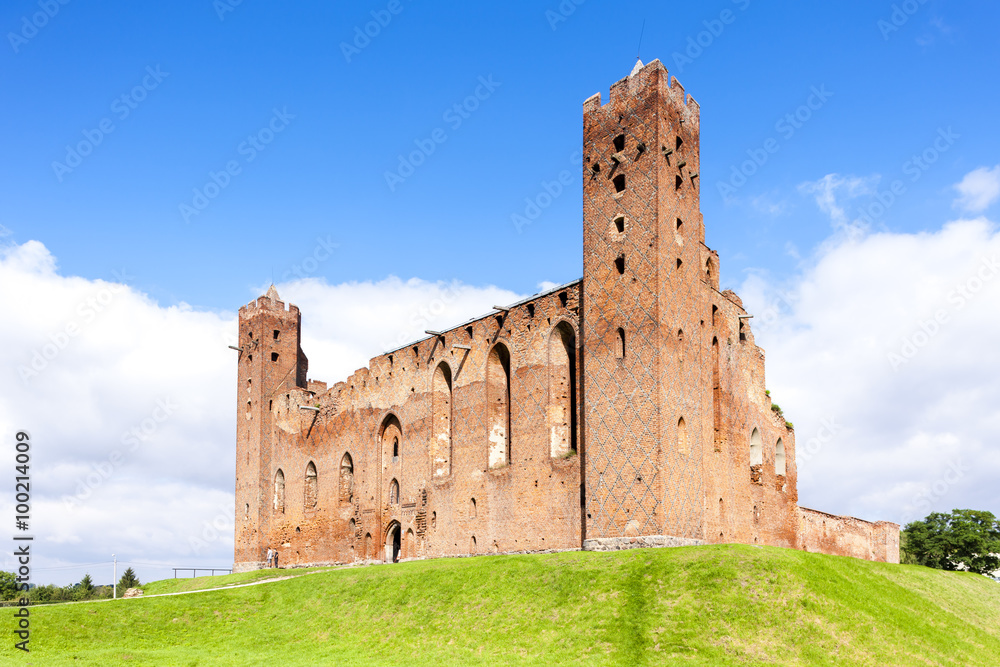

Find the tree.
[
  {"left": 0, "top": 571, "right": 19, "bottom": 600},
  {"left": 903, "top": 509, "right": 1000, "bottom": 576},
  {"left": 118, "top": 567, "right": 140, "bottom": 590},
  {"left": 79, "top": 573, "right": 95, "bottom": 598}
]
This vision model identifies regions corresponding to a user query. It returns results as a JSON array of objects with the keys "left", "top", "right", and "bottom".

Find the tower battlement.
[
  {"left": 238, "top": 285, "right": 300, "bottom": 319},
  {"left": 583, "top": 59, "right": 700, "bottom": 122}
]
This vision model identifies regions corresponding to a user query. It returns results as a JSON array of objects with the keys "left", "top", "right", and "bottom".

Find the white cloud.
[
  {"left": 798, "top": 173, "right": 880, "bottom": 237},
  {"left": 271, "top": 277, "right": 523, "bottom": 384},
  {"left": 5, "top": 213, "right": 999, "bottom": 583},
  {"left": 751, "top": 192, "right": 789, "bottom": 217},
  {"left": 0, "top": 241, "right": 523, "bottom": 585},
  {"left": 953, "top": 165, "right": 1000, "bottom": 213},
  {"left": 743, "top": 218, "right": 1000, "bottom": 526}
]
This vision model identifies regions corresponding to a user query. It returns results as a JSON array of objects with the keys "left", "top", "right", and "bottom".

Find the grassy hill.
[{"left": 6, "top": 545, "right": 1000, "bottom": 666}]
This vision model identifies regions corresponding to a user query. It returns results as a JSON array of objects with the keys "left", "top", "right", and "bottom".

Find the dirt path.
[{"left": 37, "top": 568, "right": 341, "bottom": 607}]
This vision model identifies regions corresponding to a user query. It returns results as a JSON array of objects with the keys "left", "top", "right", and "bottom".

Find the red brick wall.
[
  {"left": 798, "top": 508, "right": 901, "bottom": 564},
  {"left": 235, "top": 285, "right": 584, "bottom": 571},
  {"left": 234, "top": 288, "right": 308, "bottom": 568},
  {"left": 233, "top": 60, "right": 898, "bottom": 571},
  {"left": 580, "top": 60, "right": 800, "bottom": 549}
]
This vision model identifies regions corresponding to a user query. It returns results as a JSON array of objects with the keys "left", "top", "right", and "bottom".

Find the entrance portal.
[{"left": 384, "top": 522, "right": 401, "bottom": 563}]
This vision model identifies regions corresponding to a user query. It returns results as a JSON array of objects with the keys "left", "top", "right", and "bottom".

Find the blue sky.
[
  {"left": 3, "top": 0, "right": 996, "bottom": 305},
  {"left": 2, "top": 1, "right": 1000, "bottom": 585}
]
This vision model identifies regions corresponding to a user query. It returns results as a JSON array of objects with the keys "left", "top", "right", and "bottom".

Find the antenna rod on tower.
[{"left": 636, "top": 19, "right": 645, "bottom": 61}]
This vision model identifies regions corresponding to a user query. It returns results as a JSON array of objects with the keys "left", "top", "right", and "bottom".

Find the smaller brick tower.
[{"left": 234, "top": 286, "right": 308, "bottom": 569}]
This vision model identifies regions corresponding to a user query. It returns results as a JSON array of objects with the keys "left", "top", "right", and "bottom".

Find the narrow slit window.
[
  {"left": 273, "top": 469, "right": 285, "bottom": 513},
  {"left": 304, "top": 462, "right": 318, "bottom": 511},
  {"left": 676, "top": 217, "right": 683, "bottom": 231},
  {"left": 614, "top": 254, "right": 625, "bottom": 275},
  {"left": 339, "top": 453, "right": 354, "bottom": 504},
  {"left": 616, "top": 328, "right": 625, "bottom": 359},
  {"left": 271, "top": 352, "right": 279, "bottom": 362},
  {"left": 613, "top": 174, "right": 626, "bottom": 192},
  {"left": 527, "top": 304, "right": 535, "bottom": 318},
  {"left": 273, "top": 330, "right": 279, "bottom": 340},
  {"left": 559, "top": 292, "right": 568, "bottom": 308},
  {"left": 613, "top": 134, "right": 625, "bottom": 151},
  {"left": 549, "top": 322, "right": 577, "bottom": 458},
  {"left": 675, "top": 175, "right": 683, "bottom": 190},
  {"left": 676, "top": 136, "right": 683, "bottom": 150},
  {"left": 750, "top": 428, "right": 763, "bottom": 467},
  {"left": 614, "top": 216, "right": 625, "bottom": 233},
  {"left": 676, "top": 258, "right": 683, "bottom": 269},
  {"left": 487, "top": 344, "right": 511, "bottom": 469}
]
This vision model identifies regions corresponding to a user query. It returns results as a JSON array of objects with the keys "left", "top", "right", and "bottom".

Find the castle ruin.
[{"left": 233, "top": 60, "right": 899, "bottom": 570}]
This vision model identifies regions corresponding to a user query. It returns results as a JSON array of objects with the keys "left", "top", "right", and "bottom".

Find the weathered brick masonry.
[{"left": 233, "top": 60, "right": 899, "bottom": 571}]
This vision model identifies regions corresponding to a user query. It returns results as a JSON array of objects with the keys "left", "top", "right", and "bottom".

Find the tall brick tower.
[
  {"left": 582, "top": 59, "right": 708, "bottom": 546},
  {"left": 234, "top": 285, "right": 308, "bottom": 569}
]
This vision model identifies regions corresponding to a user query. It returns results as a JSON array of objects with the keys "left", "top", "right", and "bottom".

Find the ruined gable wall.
[
  {"left": 254, "top": 285, "right": 584, "bottom": 568},
  {"left": 700, "top": 290, "right": 800, "bottom": 551}
]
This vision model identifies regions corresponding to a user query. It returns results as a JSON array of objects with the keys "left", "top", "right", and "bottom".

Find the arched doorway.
[{"left": 384, "top": 522, "right": 402, "bottom": 563}]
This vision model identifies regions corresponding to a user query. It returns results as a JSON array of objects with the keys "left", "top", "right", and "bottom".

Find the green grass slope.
[{"left": 7, "top": 545, "right": 1000, "bottom": 666}]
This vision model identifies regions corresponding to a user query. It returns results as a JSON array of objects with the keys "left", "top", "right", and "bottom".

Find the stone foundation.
[{"left": 583, "top": 535, "right": 706, "bottom": 552}]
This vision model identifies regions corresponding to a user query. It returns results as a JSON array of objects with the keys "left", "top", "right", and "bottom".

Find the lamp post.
[{"left": 112, "top": 554, "right": 117, "bottom": 599}]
